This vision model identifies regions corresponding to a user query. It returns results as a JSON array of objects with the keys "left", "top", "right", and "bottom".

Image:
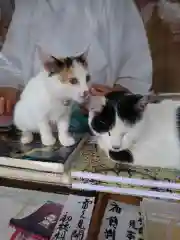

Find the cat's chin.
[{"left": 108, "top": 149, "right": 133, "bottom": 164}]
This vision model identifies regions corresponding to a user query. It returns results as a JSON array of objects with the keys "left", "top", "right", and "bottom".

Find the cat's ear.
[
  {"left": 76, "top": 49, "right": 88, "bottom": 67},
  {"left": 38, "top": 47, "right": 53, "bottom": 64},
  {"left": 105, "top": 91, "right": 126, "bottom": 102},
  {"left": 80, "top": 49, "right": 88, "bottom": 61},
  {"left": 136, "top": 95, "right": 149, "bottom": 112},
  {"left": 37, "top": 47, "right": 64, "bottom": 73},
  {"left": 43, "top": 57, "right": 65, "bottom": 75}
]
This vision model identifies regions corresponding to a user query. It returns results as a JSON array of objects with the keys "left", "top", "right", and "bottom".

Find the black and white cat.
[{"left": 88, "top": 91, "right": 180, "bottom": 169}]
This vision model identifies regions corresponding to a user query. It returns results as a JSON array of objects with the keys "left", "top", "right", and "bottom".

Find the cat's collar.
[{"left": 62, "top": 99, "right": 72, "bottom": 106}]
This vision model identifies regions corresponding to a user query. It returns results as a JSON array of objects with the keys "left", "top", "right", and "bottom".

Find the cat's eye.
[
  {"left": 69, "top": 78, "right": 78, "bottom": 85},
  {"left": 86, "top": 75, "right": 90, "bottom": 83}
]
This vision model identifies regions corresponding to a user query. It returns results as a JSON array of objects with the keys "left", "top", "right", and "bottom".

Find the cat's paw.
[
  {"left": 41, "top": 135, "right": 56, "bottom": 146},
  {"left": 59, "top": 135, "right": 75, "bottom": 147},
  {"left": 21, "top": 132, "right": 33, "bottom": 145}
]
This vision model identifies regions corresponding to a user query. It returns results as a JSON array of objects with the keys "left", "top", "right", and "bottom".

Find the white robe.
[{"left": 0, "top": 0, "right": 152, "bottom": 94}]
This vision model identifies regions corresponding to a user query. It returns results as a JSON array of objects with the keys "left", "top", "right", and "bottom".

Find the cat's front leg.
[
  {"left": 57, "top": 118, "right": 75, "bottom": 147},
  {"left": 21, "top": 131, "right": 33, "bottom": 144},
  {"left": 38, "top": 121, "right": 56, "bottom": 146}
]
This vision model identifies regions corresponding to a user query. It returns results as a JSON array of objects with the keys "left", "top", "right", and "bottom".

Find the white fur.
[
  {"left": 14, "top": 61, "right": 89, "bottom": 146},
  {"left": 89, "top": 98, "right": 180, "bottom": 169}
]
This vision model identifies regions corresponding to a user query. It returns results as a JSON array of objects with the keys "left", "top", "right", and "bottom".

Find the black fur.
[
  {"left": 65, "top": 57, "right": 73, "bottom": 68},
  {"left": 51, "top": 57, "right": 66, "bottom": 68},
  {"left": 106, "top": 91, "right": 143, "bottom": 125},
  {"left": 109, "top": 149, "right": 133, "bottom": 163},
  {"left": 116, "top": 94, "right": 144, "bottom": 125},
  {"left": 105, "top": 90, "right": 127, "bottom": 103},
  {"left": 90, "top": 103, "right": 116, "bottom": 133},
  {"left": 52, "top": 56, "right": 74, "bottom": 69},
  {"left": 46, "top": 57, "right": 64, "bottom": 77},
  {"left": 75, "top": 54, "right": 87, "bottom": 67},
  {"left": 90, "top": 91, "right": 144, "bottom": 134},
  {"left": 90, "top": 91, "right": 126, "bottom": 133},
  {"left": 47, "top": 55, "right": 86, "bottom": 77},
  {"left": 89, "top": 91, "right": 144, "bottom": 164},
  {"left": 86, "top": 75, "right": 90, "bottom": 83},
  {"left": 106, "top": 91, "right": 144, "bottom": 125}
]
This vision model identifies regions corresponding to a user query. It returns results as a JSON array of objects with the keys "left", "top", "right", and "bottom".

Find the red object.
[
  {"left": 10, "top": 228, "right": 47, "bottom": 240},
  {"left": 0, "top": 115, "right": 13, "bottom": 127}
]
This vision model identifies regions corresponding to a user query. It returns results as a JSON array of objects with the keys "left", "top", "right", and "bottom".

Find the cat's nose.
[{"left": 81, "top": 91, "right": 89, "bottom": 99}]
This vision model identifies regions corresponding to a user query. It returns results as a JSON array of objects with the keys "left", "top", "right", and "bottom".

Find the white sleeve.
[
  {"left": 0, "top": 0, "right": 20, "bottom": 88},
  {"left": 115, "top": 1, "right": 152, "bottom": 94},
  {"left": 0, "top": 0, "right": 37, "bottom": 88}
]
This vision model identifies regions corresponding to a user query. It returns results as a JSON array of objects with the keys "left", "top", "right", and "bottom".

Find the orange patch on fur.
[{"left": 58, "top": 67, "right": 74, "bottom": 83}]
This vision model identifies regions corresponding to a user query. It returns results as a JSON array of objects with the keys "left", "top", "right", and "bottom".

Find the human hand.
[
  {"left": 80, "top": 84, "right": 129, "bottom": 113},
  {"left": 0, "top": 87, "right": 20, "bottom": 115},
  {"left": 90, "top": 84, "right": 129, "bottom": 96},
  {"left": 79, "top": 84, "right": 108, "bottom": 114},
  {"left": 90, "top": 84, "right": 112, "bottom": 96}
]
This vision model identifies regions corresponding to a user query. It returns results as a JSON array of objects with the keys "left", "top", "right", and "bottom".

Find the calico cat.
[
  {"left": 14, "top": 53, "right": 90, "bottom": 146},
  {"left": 88, "top": 91, "right": 180, "bottom": 169}
]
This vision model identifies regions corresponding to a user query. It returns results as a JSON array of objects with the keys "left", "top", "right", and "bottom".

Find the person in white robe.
[{"left": 0, "top": 0, "right": 152, "bottom": 114}]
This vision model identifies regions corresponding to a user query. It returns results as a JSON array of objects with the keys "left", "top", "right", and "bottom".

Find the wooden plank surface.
[{"left": 87, "top": 193, "right": 141, "bottom": 240}]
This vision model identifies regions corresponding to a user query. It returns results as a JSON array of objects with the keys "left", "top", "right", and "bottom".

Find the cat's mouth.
[{"left": 109, "top": 149, "right": 133, "bottom": 164}]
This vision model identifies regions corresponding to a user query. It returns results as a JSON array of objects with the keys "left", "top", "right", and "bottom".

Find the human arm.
[
  {"left": 0, "top": 87, "right": 20, "bottom": 115},
  {"left": 90, "top": 83, "right": 130, "bottom": 96},
  {"left": 115, "top": 0, "right": 152, "bottom": 94},
  {"left": 89, "top": 0, "right": 152, "bottom": 96}
]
